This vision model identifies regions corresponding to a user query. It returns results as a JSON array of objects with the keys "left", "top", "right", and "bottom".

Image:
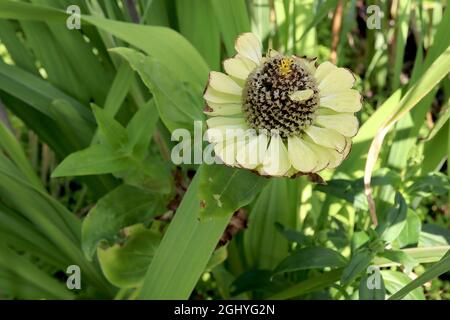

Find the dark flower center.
[{"left": 242, "top": 55, "right": 319, "bottom": 138}]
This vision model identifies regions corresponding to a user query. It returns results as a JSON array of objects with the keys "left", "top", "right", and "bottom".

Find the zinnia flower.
[{"left": 203, "top": 33, "right": 361, "bottom": 177}]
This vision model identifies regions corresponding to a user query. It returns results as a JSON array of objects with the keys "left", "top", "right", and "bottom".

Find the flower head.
[{"left": 203, "top": 33, "right": 361, "bottom": 177}]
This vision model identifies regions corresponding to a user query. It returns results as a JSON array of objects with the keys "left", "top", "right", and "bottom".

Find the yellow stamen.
[{"left": 279, "top": 57, "right": 293, "bottom": 76}]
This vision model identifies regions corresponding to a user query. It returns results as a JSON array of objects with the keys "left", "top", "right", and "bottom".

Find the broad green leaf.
[
  {"left": 125, "top": 99, "right": 159, "bottom": 160},
  {"left": 176, "top": 0, "right": 221, "bottom": 70},
  {"left": 0, "top": 60, "right": 94, "bottom": 132},
  {"left": 0, "top": 121, "right": 42, "bottom": 189},
  {"left": 111, "top": 47, "right": 205, "bottom": 133},
  {"left": 341, "top": 249, "right": 374, "bottom": 285},
  {"left": 230, "top": 270, "right": 276, "bottom": 296},
  {"left": 296, "top": 0, "right": 338, "bottom": 43},
  {"left": 206, "top": 246, "right": 228, "bottom": 271},
  {"left": 406, "top": 172, "right": 450, "bottom": 197},
  {"left": 391, "top": 0, "right": 411, "bottom": 90},
  {"left": 419, "top": 224, "right": 450, "bottom": 247},
  {"left": 0, "top": 243, "right": 74, "bottom": 299},
  {"left": 376, "top": 192, "right": 407, "bottom": 244},
  {"left": 274, "top": 222, "right": 313, "bottom": 245},
  {"left": 267, "top": 269, "right": 343, "bottom": 300},
  {"left": 98, "top": 224, "right": 161, "bottom": 288},
  {"left": 374, "top": 246, "right": 450, "bottom": 266},
  {"left": 383, "top": 270, "right": 426, "bottom": 300},
  {"left": 377, "top": 250, "right": 418, "bottom": 272},
  {"left": 0, "top": 1, "right": 209, "bottom": 85},
  {"left": 395, "top": 210, "right": 421, "bottom": 248},
  {"left": 102, "top": 62, "right": 134, "bottom": 118},
  {"left": 91, "top": 104, "right": 128, "bottom": 150},
  {"left": 138, "top": 166, "right": 233, "bottom": 299},
  {"left": 273, "top": 247, "right": 347, "bottom": 276},
  {"left": 82, "top": 184, "right": 166, "bottom": 259},
  {"left": 198, "top": 164, "right": 267, "bottom": 219},
  {"left": 359, "top": 272, "right": 386, "bottom": 300},
  {"left": 0, "top": 19, "right": 36, "bottom": 73},
  {"left": 118, "top": 155, "right": 173, "bottom": 194},
  {"left": 51, "top": 144, "right": 130, "bottom": 178},
  {"left": 210, "top": 0, "right": 251, "bottom": 56},
  {"left": 389, "top": 251, "right": 450, "bottom": 300},
  {"left": 244, "top": 179, "right": 301, "bottom": 270},
  {"left": 425, "top": 105, "right": 450, "bottom": 141},
  {"left": 364, "top": 46, "right": 450, "bottom": 218},
  {"left": 421, "top": 121, "right": 448, "bottom": 173}
]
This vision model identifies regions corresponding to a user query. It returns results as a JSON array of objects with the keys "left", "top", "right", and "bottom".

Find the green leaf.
[
  {"left": 425, "top": 106, "right": 450, "bottom": 141},
  {"left": 198, "top": 164, "right": 268, "bottom": 219},
  {"left": 267, "top": 269, "right": 343, "bottom": 300},
  {"left": 341, "top": 249, "right": 374, "bottom": 285},
  {"left": 118, "top": 155, "right": 173, "bottom": 194},
  {"left": 419, "top": 224, "right": 450, "bottom": 247},
  {"left": 0, "top": 1, "right": 209, "bottom": 85},
  {"left": 98, "top": 224, "right": 161, "bottom": 288},
  {"left": 125, "top": 99, "right": 159, "bottom": 160},
  {"left": 406, "top": 172, "right": 450, "bottom": 197},
  {"left": 0, "top": 243, "right": 74, "bottom": 299},
  {"left": 274, "top": 222, "right": 313, "bottom": 245},
  {"left": 102, "top": 62, "right": 134, "bottom": 118},
  {"left": 138, "top": 165, "right": 244, "bottom": 299},
  {"left": 175, "top": 0, "right": 221, "bottom": 70},
  {"left": 206, "top": 246, "right": 228, "bottom": 271},
  {"left": 230, "top": 270, "right": 285, "bottom": 296},
  {"left": 378, "top": 250, "right": 418, "bottom": 272},
  {"left": 82, "top": 185, "right": 166, "bottom": 259},
  {"left": 273, "top": 247, "right": 347, "bottom": 276},
  {"left": 389, "top": 250, "right": 450, "bottom": 300},
  {"left": 374, "top": 246, "right": 450, "bottom": 266},
  {"left": 395, "top": 210, "right": 421, "bottom": 248},
  {"left": 296, "top": 0, "right": 338, "bottom": 42},
  {"left": 376, "top": 192, "right": 408, "bottom": 244},
  {"left": 91, "top": 104, "right": 128, "bottom": 150},
  {"left": 359, "top": 272, "right": 386, "bottom": 300},
  {"left": 51, "top": 144, "right": 130, "bottom": 178},
  {"left": 210, "top": 0, "right": 251, "bottom": 56},
  {"left": 244, "top": 179, "right": 301, "bottom": 270},
  {"left": 111, "top": 47, "right": 205, "bottom": 133},
  {"left": 383, "top": 270, "right": 426, "bottom": 300}
]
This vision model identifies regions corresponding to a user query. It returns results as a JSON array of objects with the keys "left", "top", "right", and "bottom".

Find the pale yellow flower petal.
[
  {"left": 295, "top": 56, "right": 317, "bottom": 73},
  {"left": 315, "top": 61, "right": 336, "bottom": 83},
  {"left": 236, "top": 133, "right": 268, "bottom": 169},
  {"left": 318, "top": 67, "right": 355, "bottom": 97},
  {"left": 206, "top": 116, "right": 246, "bottom": 128},
  {"left": 260, "top": 134, "right": 291, "bottom": 176},
  {"left": 209, "top": 71, "right": 242, "bottom": 95},
  {"left": 205, "top": 101, "right": 243, "bottom": 116},
  {"left": 223, "top": 56, "right": 256, "bottom": 81},
  {"left": 303, "top": 139, "right": 341, "bottom": 170},
  {"left": 320, "top": 89, "right": 362, "bottom": 113},
  {"left": 205, "top": 122, "right": 248, "bottom": 143},
  {"left": 214, "top": 138, "right": 238, "bottom": 166},
  {"left": 235, "top": 33, "right": 262, "bottom": 64},
  {"left": 315, "top": 113, "right": 359, "bottom": 137},
  {"left": 204, "top": 86, "right": 241, "bottom": 104},
  {"left": 304, "top": 126, "right": 347, "bottom": 153},
  {"left": 287, "top": 136, "right": 319, "bottom": 172}
]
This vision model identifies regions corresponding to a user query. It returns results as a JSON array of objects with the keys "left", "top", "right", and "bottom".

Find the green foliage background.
[{"left": 0, "top": 0, "right": 449, "bottom": 300}]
